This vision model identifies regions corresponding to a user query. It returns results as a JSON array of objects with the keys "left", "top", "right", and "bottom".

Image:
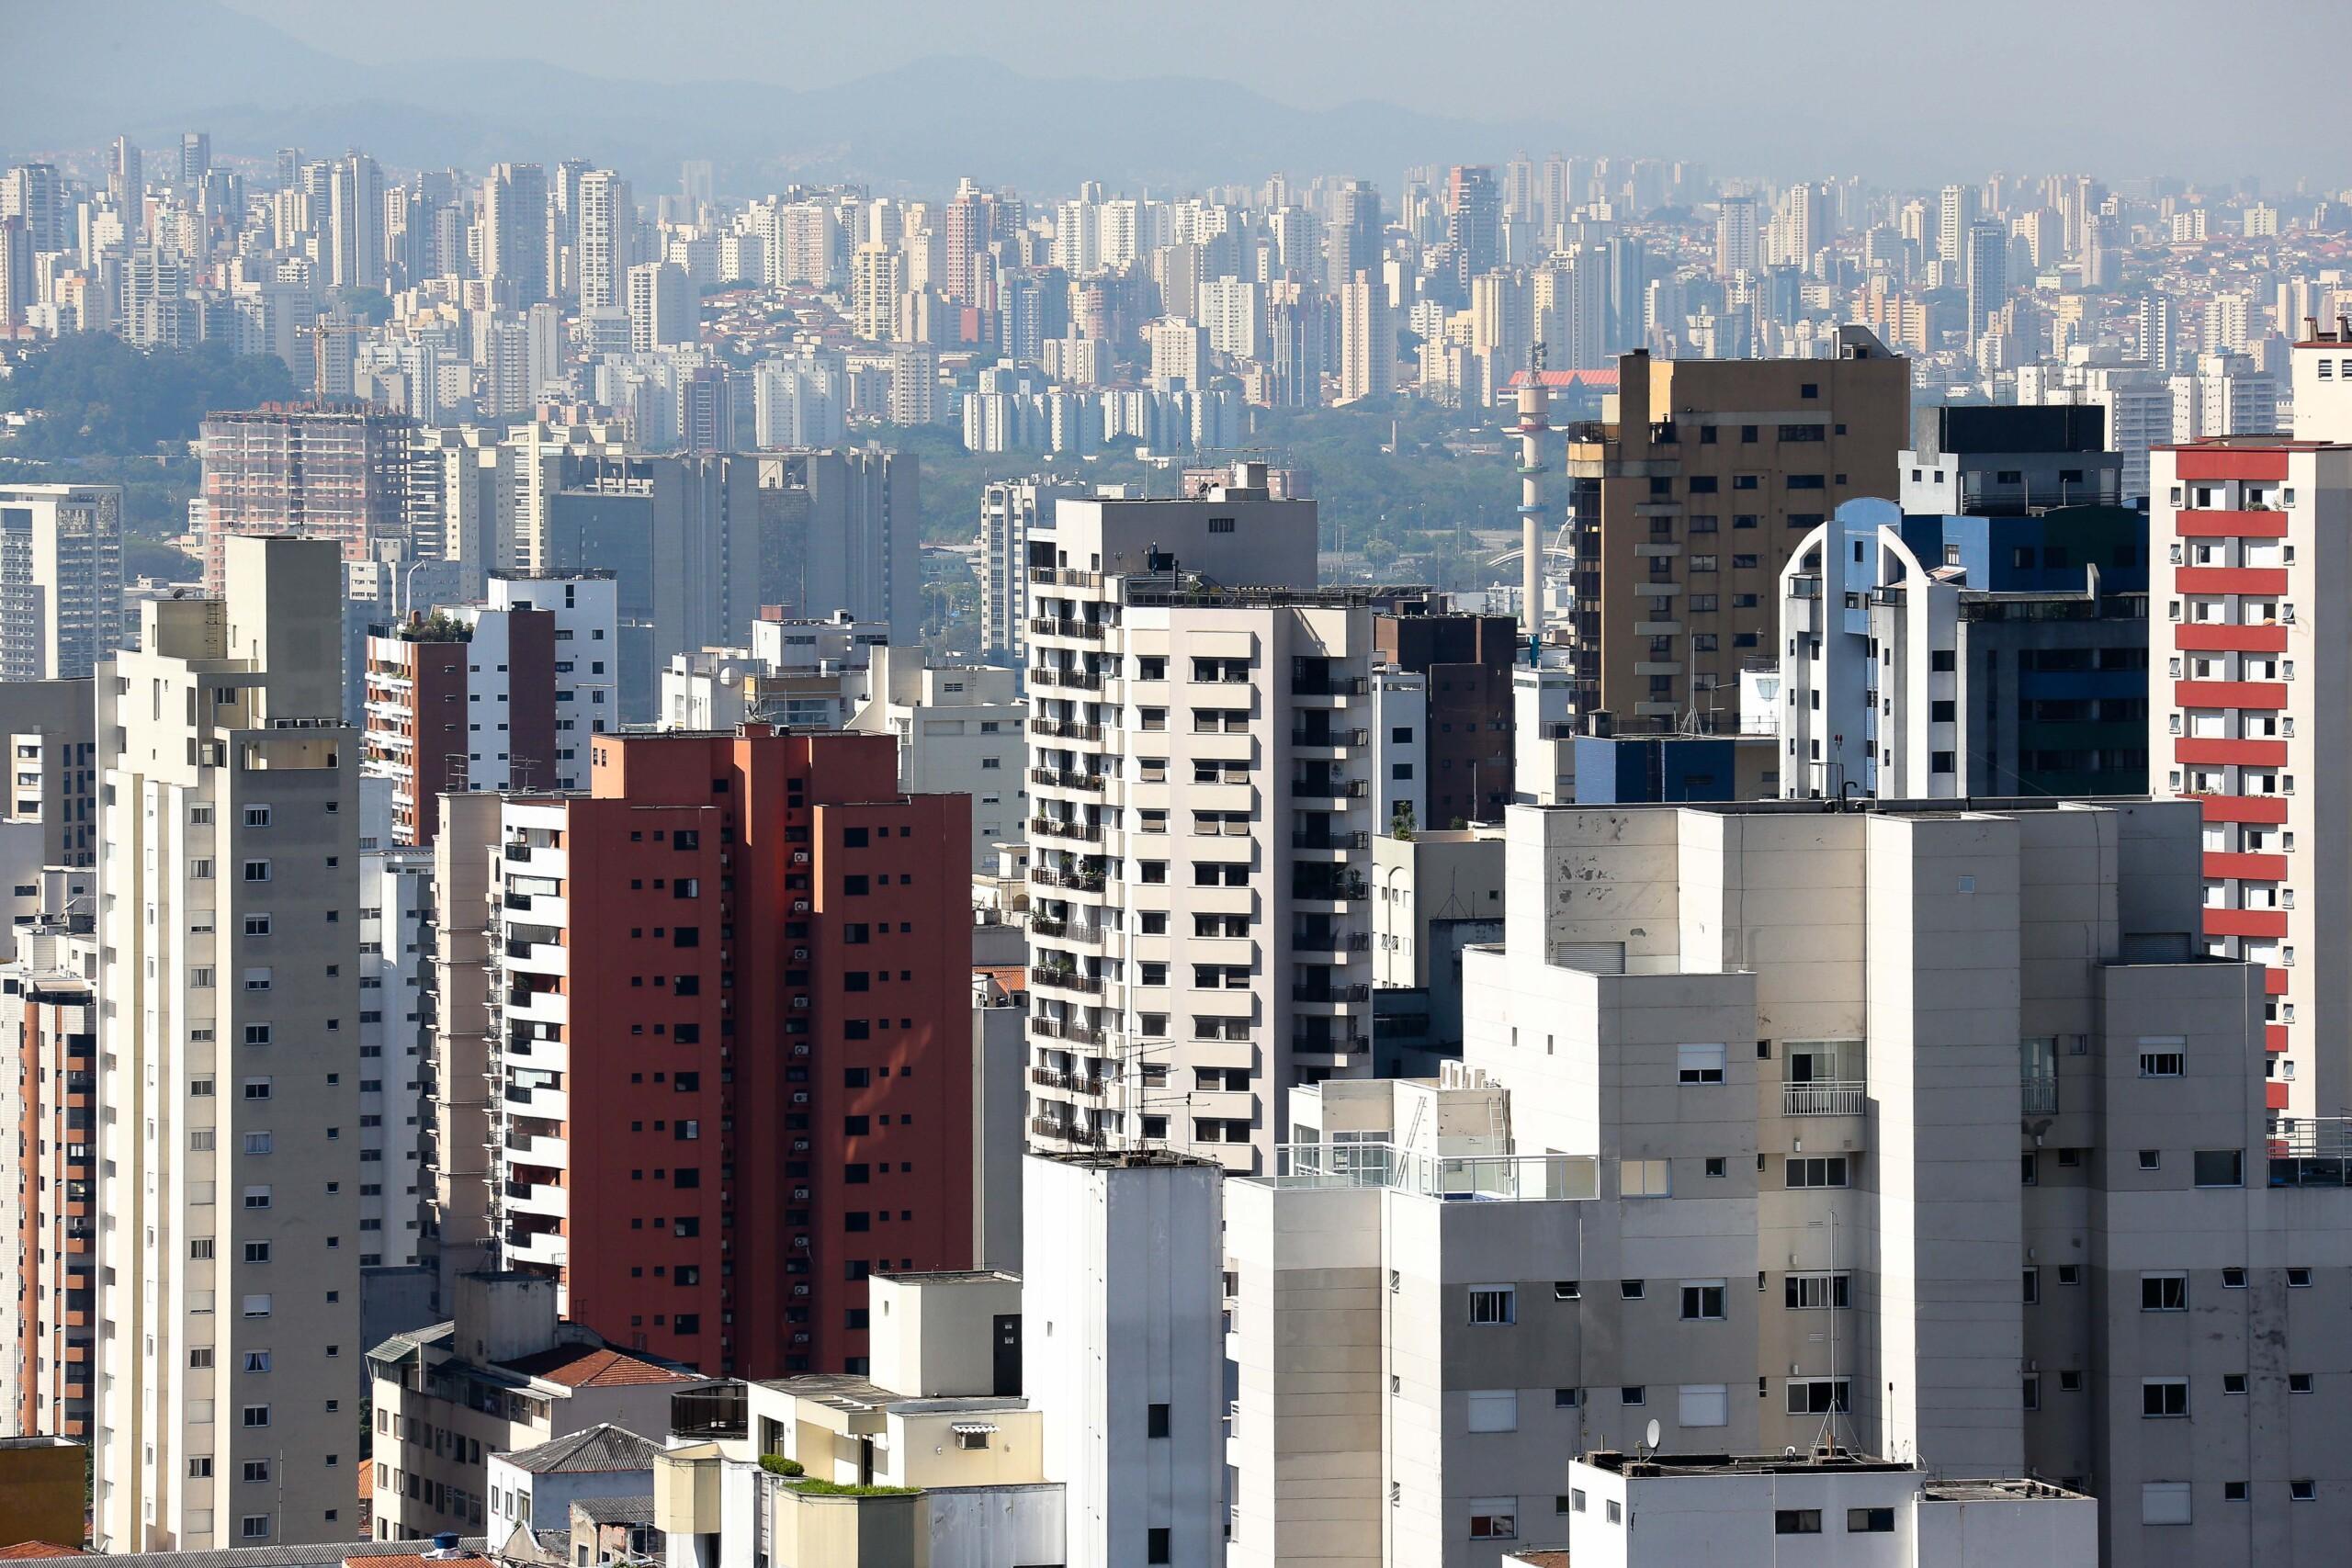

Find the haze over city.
[{"left": 0, "top": 7, "right": 2344, "bottom": 1568}]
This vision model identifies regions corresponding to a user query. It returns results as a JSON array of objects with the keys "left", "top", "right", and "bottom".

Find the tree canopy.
[{"left": 0, "top": 333, "right": 296, "bottom": 459}]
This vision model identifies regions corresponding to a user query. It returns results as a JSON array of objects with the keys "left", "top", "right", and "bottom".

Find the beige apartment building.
[
  {"left": 1563, "top": 331, "right": 1909, "bottom": 732},
  {"left": 1227, "top": 795, "right": 2352, "bottom": 1568},
  {"left": 1023, "top": 463, "right": 1377, "bottom": 1174},
  {"left": 94, "top": 536, "right": 362, "bottom": 1551}
]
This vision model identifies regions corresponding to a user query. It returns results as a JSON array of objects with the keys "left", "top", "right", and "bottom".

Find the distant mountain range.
[{"left": 6, "top": 0, "right": 1557, "bottom": 192}]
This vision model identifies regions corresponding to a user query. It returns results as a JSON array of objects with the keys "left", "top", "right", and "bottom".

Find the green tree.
[{"left": 0, "top": 333, "right": 296, "bottom": 459}]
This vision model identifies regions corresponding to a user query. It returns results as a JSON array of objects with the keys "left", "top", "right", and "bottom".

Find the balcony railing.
[
  {"left": 1030, "top": 616, "right": 1108, "bottom": 641},
  {"left": 2020, "top": 1076, "right": 2059, "bottom": 1116},
  {"left": 1031, "top": 1066, "right": 1112, "bottom": 1097},
  {"left": 1032, "top": 969, "right": 1104, "bottom": 996},
  {"left": 1292, "top": 982, "right": 1371, "bottom": 1005},
  {"left": 1261, "top": 1141, "right": 1599, "bottom": 1201},
  {"left": 1031, "top": 817, "right": 1105, "bottom": 843},
  {"left": 1292, "top": 675, "right": 1367, "bottom": 698},
  {"left": 1031, "top": 767, "right": 1105, "bottom": 792},
  {"left": 1029, "top": 867, "right": 1107, "bottom": 893},
  {"left": 1028, "top": 1015, "right": 1105, "bottom": 1046},
  {"left": 1028, "top": 1116, "right": 1108, "bottom": 1147},
  {"left": 1291, "top": 830, "right": 1370, "bottom": 852},
  {"left": 1292, "top": 727, "right": 1370, "bottom": 748},
  {"left": 1029, "top": 667, "right": 1105, "bottom": 692},
  {"left": 1782, "top": 1080, "right": 1866, "bottom": 1117},
  {"left": 1030, "top": 717, "right": 1105, "bottom": 742}
]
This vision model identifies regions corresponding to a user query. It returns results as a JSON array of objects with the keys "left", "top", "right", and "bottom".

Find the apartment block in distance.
[
  {"left": 94, "top": 536, "right": 360, "bottom": 1551},
  {"left": 1373, "top": 605, "right": 1518, "bottom": 829},
  {"left": 1228, "top": 795, "right": 2352, "bottom": 1568},
  {"left": 1564, "top": 330, "right": 1908, "bottom": 732},
  {"left": 484, "top": 727, "right": 972, "bottom": 1378},
  {"left": 0, "top": 483, "right": 124, "bottom": 682},
  {"left": 198, "top": 401, "right": 416, "bottom": 592},
  {"left": 1024, "top": 461, "right": 1377, "bottom": 1174}
]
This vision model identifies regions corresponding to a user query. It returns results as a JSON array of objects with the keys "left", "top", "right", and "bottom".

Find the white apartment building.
[
  {"left": 847, "top": 645, "right": 1024, "bottom": 873},
  {"left": 358, "top": 779, "right": 430, "bottom": 1271},
  {"left": 2171, "top": 352, "right": 2278, "bottom": 442},
  {"left": 1551, "top": 1450, "right": 2094, "bottom": 1567},
  {"left": 978, "top": 478, "right": 1088, "bottom": 664},
  {"left": 0, "top": 677, "right": 99, "bottom": 869},
  {"left": 1227, "top": 795, "right": 2352, "bottom": 1568},
  {"left": 95, "top": 536, "right": 362, "bottom": 1551},
  {"left": 1370, "top": 667, "right": 1428, "bottom": 831},
  {"left": 1024, "top": 465, "right": 1375, "bottom": 1174},
  {"left": 458, "top": 572, "right": 619, "bottom": 793},
  {"left": 0, "top": 483, "right": 125, "bottom": 682}
]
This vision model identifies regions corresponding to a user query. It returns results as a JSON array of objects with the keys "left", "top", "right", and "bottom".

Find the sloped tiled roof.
[
  {"left": 500, "top": 1343, "right": 704, "bottom": 1389},
  {"left": 570, "top": 1495, "right": 656, "bottom": 1526},
  {"left": 502, "top": 1424, "right": 662, "bottom": 1475},
  {"left": 0, "top": 1545, "right": 85, "bottom": 1559}
]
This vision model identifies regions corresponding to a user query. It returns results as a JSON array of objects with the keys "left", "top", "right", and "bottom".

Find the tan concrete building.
[
  {"left": 94, "top": 536, "right": 362, "bottom": 1551},
  {"left": 1564, "top": 330, "right": 1909, "bottom": 732},
  {"left": 1228, "top": 796, "right": 2352, "bottom": 1568}
]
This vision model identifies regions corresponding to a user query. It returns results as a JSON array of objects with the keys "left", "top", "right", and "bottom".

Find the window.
[
  {"left": 2194, "top": 1149, "right": 2244, "bottom": 1188},
  {"left": 2141, "top": 1482, "right": 2191, "bottom": 1525},
  {"left": 1619, "top": 1280, "right": 1645, "bottom": 1301},
  {"left": 2225, "top": 1481, "right": 2248, "bottom": 1500},
  {"left": 1785, "top": 1379, "right": 1850, "bottom": 1415},
  {"left": 2141, "top": 1272, "right": 2187, "bottom": 1311},
  {"left": 1785, "top": 1156, "right": 1849, "bottom": 1188},
  {"left": 242, "top": 1404, "right": 271, "bottom": 1427},
  {"left": 2292, "top": 1480, "right": 2317, "bottom": 1502},
  {"left": 1785, "top": 1272, "right": 1850, "bottom": 1310},
  {"left": 2138, "top": 1149, "right": 2161, "bottom": 1170},
  {"left": 1774, "top": 1510, "right": 1822, "bottom": 1535},
  {"left": 2288, "top": 1267, "right": 2313, "bottom": 1288},
  {"left": 2023, "top": 1375, "right": 2041, "bottom": 1410},
  {"left": 1848, "top": 1507, "right": 1894, "bottom": 1533},
  {"left": 2223, "top": 1267, "right": 2248, "bottom": 1289},
  {"left": 1468, "top": 1284, "right": 1515, "bottom": 1325},
  {"left": 1621, "top": 1158, "right": 1671, "bottom": 1197},
  {"left": 1147, "top": 1403, "right": 1170, "bottom": 1438},
  {"left": 2139, "top": 1050, "right": 2185, "bottom": 1077},
  {"left": 1679, "top": 1281, "right": 1725, "bottom": 1320},
  {"left": 1464, "top": 1390, "right": 1519, "bottom": 1433},
  {"left": 1678, "top": 1383, "right": 1728, "bottom": 1427},
  {"left": 2022, "top": 1267, "right": 2040, "bottom": 1304},
  {"left": 1146, "top": 1528, "right": 1171, "bottom": 1564},
  {"left": 2291, "top": 1373, "right": 2315, "bottom": 1393},
  {"left": 2142, "top": 1378, "right": 2188, "bottom": 1418},
  {"left": 1467, "top": 1501, "right": 1518, "bottom": 1540},
  {"left": 2223, "top": 1373, "right": 2247, "bottom": 1394},
  {"left": 241, "top": 1517, "right": 270, "bottom": 1541},
  {"left": 1619, "top": 1386, "right": 1645, "bottom": 1405},
  {"left": 1676, "top": 1043, "right": 1725, "bottom": 1084},
  {"left": 1555, "top": 1280, "right": 1580, "bottom": 1301}
]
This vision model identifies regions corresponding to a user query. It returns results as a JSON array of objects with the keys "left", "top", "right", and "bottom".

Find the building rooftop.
[
  {"left": 1584, "top": 1448, "right": 1916, "bottom": 1479},
  {"left": 872, "top": 1269, "right": 1021, "bottom": 1287},
  {"left": 500, "top": 1424, "right": 662, "bottom": 1474},
  {"left": 502, "top": 1343, "right": 707, "bottom": 1390},
  {"left": 568, "top": 1496, "right": 655, "bottom": 1526}
]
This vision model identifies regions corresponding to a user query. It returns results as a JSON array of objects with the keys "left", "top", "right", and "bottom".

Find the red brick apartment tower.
[
  {"left": 7, "top": 971, "right": 96, "bottom": 1437},
  {"left": 2149, "top": 435, "right": 2352, "bottom": 1127},
  {"left": 492, "top": 726, "right": 972, "bottom": 1379}
]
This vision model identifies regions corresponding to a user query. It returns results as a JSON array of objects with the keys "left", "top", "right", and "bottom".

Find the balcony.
[
  {"left": 1030, "top": 817, "right": 1105, "bottom": 843},
  {"left": 1031, "top": 767, "right": 1106, "bottom": 793},
  {"left": 1291, "top": 726, "right": 1370, "bottom": 751},
  {"left": 1030, "top": 716, "right": 1105, "bottom": 742},
  {"left": 1029, "top": 866, "right": 1107, "bottom": 894},
  {"left": 1291, "top": 830, "right": 1369, "bottom": 852},
  {"left": 1027, "top": 1015, "right": 1105, "bottom": 1046},
  {"left": 1291, "top": 982, "right": 1370, "bottom": 1005},
  {"left": 1291, "top": 675, "right": 1367, "bottom": 699},
  {"left": 1029, "top": 667, "right": 1104, "bottom": 692},
  {"left": 1782, "top": 1080, "right": 1866, "bottom": 1117},
  {"left": 2020, "top": 1076, "right": 2059, "bottom": 1116},
  {"left": 1031, "top": 968, "right": 1104, "bottom": 998},
  {"left": 1031, "top": 1066, "right": 1112, "bottom": 1098},
  {"left": 1028, "top": 1115, "right": 1108, "bottom": 1147},
  {"left": 1029, "top": 615, "right": 1108, "bottom": 642}
]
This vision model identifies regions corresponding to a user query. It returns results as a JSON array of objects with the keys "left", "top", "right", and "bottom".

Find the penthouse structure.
[
  {"left": 1227, "top": 795, "right": 2352, "bottom": 1568},
  {"left": 1023, "top": 463, "right": 1377, "bottom": 1174}
]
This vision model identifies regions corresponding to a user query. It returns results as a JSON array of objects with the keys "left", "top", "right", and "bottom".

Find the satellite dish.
[{"left": 1645, "top": 1419, "right": 1661, "bottom": 1451}]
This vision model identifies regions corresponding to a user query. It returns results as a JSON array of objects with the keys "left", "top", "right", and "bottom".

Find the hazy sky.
[{"left": 183, "top": 0, "right": 2352, "bottom": 185}]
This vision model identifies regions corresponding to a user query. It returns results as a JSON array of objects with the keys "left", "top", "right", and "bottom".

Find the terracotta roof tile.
[
  {"left": 501, "top": 1343, "right": 702, "bottom": 1388},
  {"left": 0, "top": 1545, "right": 85, "bottom": 1559}
]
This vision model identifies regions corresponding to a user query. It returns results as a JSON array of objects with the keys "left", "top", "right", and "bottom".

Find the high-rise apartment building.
[
  {"left": 849, "top": 242, "right": 900, "bottom": 342},
  {"left": 94, "top": 536, "right": 360, "bottom": 1551},
  {"left": 0, "top": 484, "right": 124, "bottom": 682},
  {"left": 574, "top": 170, "right": 632, "bottom": 314},
  {"left": 1963, "top": 217, "right": 2007, "bottom": 338},
  {"left": 109, "top": 135, "right": 142, "bottom": 217},
  {"left": 1337, "top": 272, "right": 1393, "bottom": 405},
  {"left": 328, "top": 153, "right": 384, "bottom": 291},
  {"left": 0, "top": 679, "right": 99, "bottom": 869},
  {"left": 1, "top": 886, "right": 98, "bottom": 1442},
  {"left": 198, "top": 402, "right": 416, "bottom": 592},
  {"left": 483, "top": 163, "right": 550, "bottom": 306},
  {"left": 1373, "top": 607, "right": 1519, "bottom": 829},
  {"left": 1023, "top": 465, "right": 1376, "bottom": 1174},
  {"left": 1713, "top": 195, "right": 1758, "bottom": 277},
  {"left": 1444, "top": 165, "right": 1500, "bottom": 287},
  {"left": 1563, "top": 330, "right": 1909, "bottom": 731},
  {"left": 480, "top": 727, "right": 972, "bottom": 1376},
  {"left": 2147, "top": 432, "right": 2352, "bottom": 1122},
  {"left": 1324, "top": 180, "right": 1383, "bottom": 300},
  {"left": 978, "top": 477, "right": 1087, "bottom": 664},
  {"left": 362, "top": 572, "right": 617, "bottom": 844},
  {"left": 626, "top": 261, "right": 693, "bottom": 351},
  {"left": 1937, "top": 180, "right": 1976, "bottom": 267}
]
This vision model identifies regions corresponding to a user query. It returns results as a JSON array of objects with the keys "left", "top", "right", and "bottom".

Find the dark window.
[
  {"left": 1776, "top": 1510, "right": 1822, "bottom": 1534},
  {"left": 843, "top": 875, "right": 870, "bottom": 896},
  {"left": 843, "top": 1115, "right": 870, "bottom": 1136},
  {"left": 842, "top": 827, "right": 869, "bottom": 848},
  {"left": 1848, "top": 1508, "right": 1894, "bottom": 1533},
  {"left": 1688, "top": 476, "right": 1719, "bottom": 494},
  {"left": 1147, "top": 1529, "right": 1171, "bottom": 1565},
  {"left": 1147, "top": 1403, "right": 1170, "bottom": 1438},
  {"left": 843, "top": 1164, "right": 870, "bottom": 1184}
]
